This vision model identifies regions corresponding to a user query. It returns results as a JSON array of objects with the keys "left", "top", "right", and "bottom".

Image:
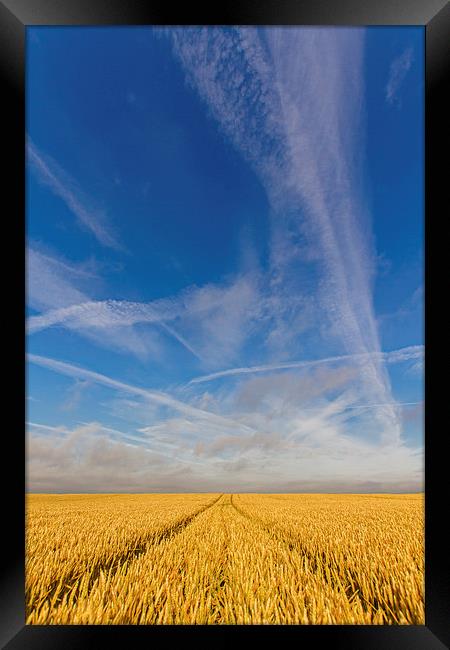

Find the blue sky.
[{"left": 26, "top": 26, "right": 424, "bottom": 492}]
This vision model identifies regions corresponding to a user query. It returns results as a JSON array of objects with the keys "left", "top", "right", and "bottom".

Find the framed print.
[{"left": 1, "top": 0, "right": 448, "bottom": 647}]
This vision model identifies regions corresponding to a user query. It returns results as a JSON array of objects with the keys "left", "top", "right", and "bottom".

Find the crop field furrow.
[
  {"left": 26, "top": 493, "right": 222, "bottom": 622},
  {"left": 233, "top": 493, "right": 424, "bottom": 624},
  {"left": 34, "top": 498, "right": 229, "bottom": 624},
  {"left": 230, "top": 493, "right": 286, "bottom": 540},
  {"left": 207, "top": 495, "right": 232, "bottom": 623},
  {"left": 230, "top": 496, "right": 376, "bottom": 618},
  {"left": 31, "top": 492, "right": 223, "bottom": 618},
  {"left": 26, "top": 493, "right": 424, "bottom": 625}
]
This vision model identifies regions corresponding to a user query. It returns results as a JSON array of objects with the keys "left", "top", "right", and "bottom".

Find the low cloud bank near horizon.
[{"left": 26, "top": 410, "right": 423, "bottom": 493}]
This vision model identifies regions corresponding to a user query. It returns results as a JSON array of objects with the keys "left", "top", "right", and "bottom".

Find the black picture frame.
[{"left": 2, "top": 0, "right": 448, "bottom": 647}]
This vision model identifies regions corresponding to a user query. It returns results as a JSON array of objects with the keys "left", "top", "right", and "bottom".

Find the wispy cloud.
[
  {"left": 385, "top": 47, "right": 414, "bottom": 106},
  {"left": 26, "top": 363, "right": 423, "bottom": 492},
  {"left": 27, "top": 261, "right": 262, "bottom": 367},
  {"left": 61, "top": 379, "right": 91, "bottom": 412},
  {"left": 378, "top": 285, "right": 424, "bottom": 327},
  {"left": 168, "top": 27, "right": 402, "bottom": 445},
  {"left": 27, "top": 353, "right": 259, "bottom": 437},
  {"left": 26, "top": 247, "right": 156, "bottom": 358},
  {"left": 27, "top": 138, "right": 121, "bottom": 250},
  {"left": 27, "top": 247, "right": 89, "bottom": 313},
  {"left": 146, "top": 364, "right": 422, "bottom": 490},
  {"left": 26, "top": 351, "right": 423, "bottom": 492}
]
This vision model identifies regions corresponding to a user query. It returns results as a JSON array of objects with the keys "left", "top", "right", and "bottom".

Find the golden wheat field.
[{"left": 25, "top": 493, "right": 424, "bottom": 625}]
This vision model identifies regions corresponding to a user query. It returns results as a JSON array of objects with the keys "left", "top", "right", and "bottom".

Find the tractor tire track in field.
[
  {"left": 27, "top": 493, "right": 224, "bottom": 618},
  {"left": 231, "top": 495, "right": 339, "bottom": 568},
  {"left": 207, "top": 495, "right": 231, "bottom": 623},
  {"left": 230, "top": 494, "right": 377, "bottom": 616},
  {"left": 230, "top": 495, "right": 411, "bottom": 621},
  {"left": 230, "top": 494, "right": 285, "bottom": 539}
]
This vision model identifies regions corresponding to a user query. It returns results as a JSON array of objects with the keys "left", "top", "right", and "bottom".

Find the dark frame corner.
[{"left": 1, "top": 0, "right": 449, "bottom": 647}]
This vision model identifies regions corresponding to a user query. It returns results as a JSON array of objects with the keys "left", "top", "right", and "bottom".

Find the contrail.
[
  {"left": 27, "top": 353, "right": 258, "bottom": 436},
  {"left": 168, "top": 27, "right": 405, "bottom": 444},
  {"left": 188, "top": 345, "right": 424, "bottom": 385}
]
